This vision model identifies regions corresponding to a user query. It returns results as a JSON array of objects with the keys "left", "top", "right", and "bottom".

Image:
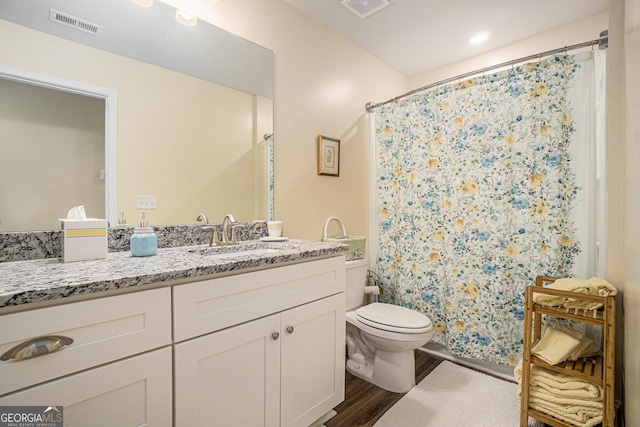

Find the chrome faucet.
[
  {"left": 221, "top": 214, "right": 242, "bottom": 245},
  {"left": 203, "top": 214, "right": 244, "bottom": 246},
  {"left": 221, "top": 214, "right": 235, "bottom": 239}
]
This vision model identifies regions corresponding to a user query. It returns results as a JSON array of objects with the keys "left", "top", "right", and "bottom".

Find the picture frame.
[{"left": 317, "top": 135, "right": 340, "bottom": 176}]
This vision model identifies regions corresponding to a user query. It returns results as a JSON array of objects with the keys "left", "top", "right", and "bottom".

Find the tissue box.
[{"left": 60, "top": 219, "right": 108, "bottom": 262}]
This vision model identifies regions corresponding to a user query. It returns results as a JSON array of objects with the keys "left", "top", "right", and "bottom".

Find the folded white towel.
[{"left": 531, "top": 327, "right": 581, "bottom": 365}]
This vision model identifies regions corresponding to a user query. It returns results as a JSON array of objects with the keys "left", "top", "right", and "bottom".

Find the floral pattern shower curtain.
[{"left": 374, "top": 52, "right": 595, "bottom": 366}]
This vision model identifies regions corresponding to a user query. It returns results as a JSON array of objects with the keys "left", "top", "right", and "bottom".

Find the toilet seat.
[{"left": 356, "top": 303, "right": 432, "bottom": 334}]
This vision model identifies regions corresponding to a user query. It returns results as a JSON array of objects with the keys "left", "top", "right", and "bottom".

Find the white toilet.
[{"left": 345, "top": 258, "right": 433, "bottom": 393}]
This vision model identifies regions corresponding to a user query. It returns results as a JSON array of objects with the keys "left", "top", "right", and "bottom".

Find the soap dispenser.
[{"left": 130, "top": 212, "right": 157, "bottom": 257}]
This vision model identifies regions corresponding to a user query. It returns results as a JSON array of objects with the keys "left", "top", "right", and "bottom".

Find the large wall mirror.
[{"left": 0, "top": 0, "right": 273, "bottom": 232}]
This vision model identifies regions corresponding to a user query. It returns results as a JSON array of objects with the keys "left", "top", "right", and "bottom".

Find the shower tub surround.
[{"left": 0, "top": 232, "right": 348, "bottom": 310}]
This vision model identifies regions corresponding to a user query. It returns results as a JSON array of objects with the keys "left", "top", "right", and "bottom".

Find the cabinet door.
[
  {"left": 0, "top": 347, "right": 172, "bottom": 427},
  {"left": 280, "top": 294, "right": 345, "bottom": 427},
  {"left": 174, "top": 314, "right": 281, "bottom": 427}
]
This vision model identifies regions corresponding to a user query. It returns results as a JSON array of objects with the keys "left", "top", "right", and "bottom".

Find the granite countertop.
[{"left": 0, "top": 239, "right": 347, "bottom": 311}]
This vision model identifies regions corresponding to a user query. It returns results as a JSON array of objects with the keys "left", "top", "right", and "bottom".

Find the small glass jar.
[{"left": 130, "top": 227, "right": 157, "bottom": 257}]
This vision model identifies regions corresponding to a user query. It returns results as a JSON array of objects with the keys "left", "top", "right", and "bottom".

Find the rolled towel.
[
  {"left": 586, "top": 277, "right": 618, "bottom": 296},
  {"left": 531, "top": 327, "right": 581, "bottom": 365},
  {"left": 533, "top": 277, "right": 617, "bottom": 309},
  {"left": 564, "top": 277, "right": 617, "bottom": 309}
]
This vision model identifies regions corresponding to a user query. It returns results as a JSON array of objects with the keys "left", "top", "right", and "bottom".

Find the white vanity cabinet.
[
  {"left": 0, "top": 254, "right": 346, "bottom": 427},
  {"left": 0, "top": 288, "right": 173, "bottom": 426},
  {"left": 173, "top": 256, "right": 346, "bottom": 427}
]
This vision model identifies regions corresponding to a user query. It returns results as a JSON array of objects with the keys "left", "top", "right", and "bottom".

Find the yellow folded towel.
[
  {"left": 533, "top": 277, "right": 617, "bottom": 309},
  {"left": 553, "top": 325, "right": 601, "bottom": 360},
  {"left": 515, "top": 358, "right": 604, "bottom": 427},
  {"left": 515, "top": 359, "right": 603, "bottom": 400},
  {"left": 525, "top": 393, "right": 603, "bottom": 427},
  {"left": 531, "top": 327, "right": 581, "bottom": 365}
]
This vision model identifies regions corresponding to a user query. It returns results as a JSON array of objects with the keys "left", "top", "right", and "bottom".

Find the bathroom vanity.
[{"left": 0, "top": 240, "right": 346, "bottom": 427}]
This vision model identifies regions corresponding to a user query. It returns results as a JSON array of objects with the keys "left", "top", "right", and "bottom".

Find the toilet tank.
[{"left": 346, "top": 258, "right": 369, "bottom": 310}]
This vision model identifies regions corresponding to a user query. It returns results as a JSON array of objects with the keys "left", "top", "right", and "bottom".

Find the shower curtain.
[{"left": 373, "top": 51, "right": 601, "bottom": 365}]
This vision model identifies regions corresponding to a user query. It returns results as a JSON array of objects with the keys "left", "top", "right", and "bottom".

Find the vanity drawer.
[
  {"left": 0, "top": 347, "right": 173, "bottom": 427},
  {"left": 173, "top": 256, "right": 346, "bottom": 342},
  {"left": 0, "top": 287, "right": 171, "bottom": 396}
]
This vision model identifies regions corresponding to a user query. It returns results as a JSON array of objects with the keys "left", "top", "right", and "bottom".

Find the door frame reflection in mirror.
[{"left": 0, "top": 63, "right": 118, "bottom": 227}]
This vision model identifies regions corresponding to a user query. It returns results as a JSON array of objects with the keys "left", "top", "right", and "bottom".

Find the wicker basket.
[{"left": 322, "top": 217, "right": 365, "bottom": 260}]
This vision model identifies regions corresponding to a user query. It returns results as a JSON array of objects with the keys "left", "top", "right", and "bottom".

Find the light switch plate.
[{"left": 136, "top": 195, "right": 157, "bottom": 209}]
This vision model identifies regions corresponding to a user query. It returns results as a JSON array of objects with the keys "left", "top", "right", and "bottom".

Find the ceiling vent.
[
  {"left": 49, "top": 9, "right": 103, "bottom": 36},
  {"left": 341, "top": 0, "right": 390, "bottom": 19}
]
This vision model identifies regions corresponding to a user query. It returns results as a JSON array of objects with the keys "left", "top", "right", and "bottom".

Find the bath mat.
[{"left": 373, "top": 361, "right": 543, "bottom": 427}]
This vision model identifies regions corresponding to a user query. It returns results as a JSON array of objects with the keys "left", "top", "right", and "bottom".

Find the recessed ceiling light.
[
  {"left": 469, "top": 31, "right": 490, "bottom": 45},
  {"left": 175, "top": 9, "right": 197, "bottom": 27}
]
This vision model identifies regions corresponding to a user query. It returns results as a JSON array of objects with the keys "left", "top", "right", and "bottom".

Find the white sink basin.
[{"left": 189, "top": 242, "right": 301, "bottom": 259}]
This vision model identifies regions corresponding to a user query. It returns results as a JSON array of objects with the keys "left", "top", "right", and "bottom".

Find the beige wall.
[
  {"left": 607, "top": 0, "right": 627, "bottom": 409},
  {"left": 161, "top": 0, "right": 409, "bottom": 241},
  {"left": 621, "top": 0, "right": 640, "bottom": 422}
]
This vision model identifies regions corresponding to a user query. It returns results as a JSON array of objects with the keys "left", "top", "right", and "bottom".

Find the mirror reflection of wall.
[
  {"left": 0, "top": 0, "right": 273, "bottom": 231},
  {"left": 0, "top": 78, "right": 105, "bottom": 231}
]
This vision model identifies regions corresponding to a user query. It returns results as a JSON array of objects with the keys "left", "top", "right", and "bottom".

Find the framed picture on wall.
[{"left": 317, "top": 135, "right": 340, "bottom": 176}]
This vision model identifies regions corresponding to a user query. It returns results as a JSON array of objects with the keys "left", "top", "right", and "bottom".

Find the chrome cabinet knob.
[
  {"left": 271, "top": 332, "right": 280, "bottom": 340},
  {"left": 286, "top": 326, "right": 294, "bottom": 334}
]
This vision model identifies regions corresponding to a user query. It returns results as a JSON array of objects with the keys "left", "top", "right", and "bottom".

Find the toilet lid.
[{"left": 356, "top": 303, "right": 432, "bottom": 334}]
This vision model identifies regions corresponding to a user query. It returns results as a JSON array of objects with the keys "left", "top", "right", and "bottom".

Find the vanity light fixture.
[
  {"left": 131, "top": 0, "right": 153, "bottom": 7},
  {"left": 469, "top": 31, "right": 490, "bottom": 45},
  {"left": 175, "top": 9, "right": 197, "bottom": 27}
]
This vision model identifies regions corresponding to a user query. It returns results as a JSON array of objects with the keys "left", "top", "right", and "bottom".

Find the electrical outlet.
[{"left": 136, "top": 195, "right": 157, "bottom": 209}]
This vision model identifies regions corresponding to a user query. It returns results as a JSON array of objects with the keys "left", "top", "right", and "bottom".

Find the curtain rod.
[{"left": 365, "top": 31, "right": 608, "bottom": 112}]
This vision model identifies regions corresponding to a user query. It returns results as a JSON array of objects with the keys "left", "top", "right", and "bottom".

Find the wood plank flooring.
[{"left": 325, "top": 350, "right": 442, "bottom": 427}]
